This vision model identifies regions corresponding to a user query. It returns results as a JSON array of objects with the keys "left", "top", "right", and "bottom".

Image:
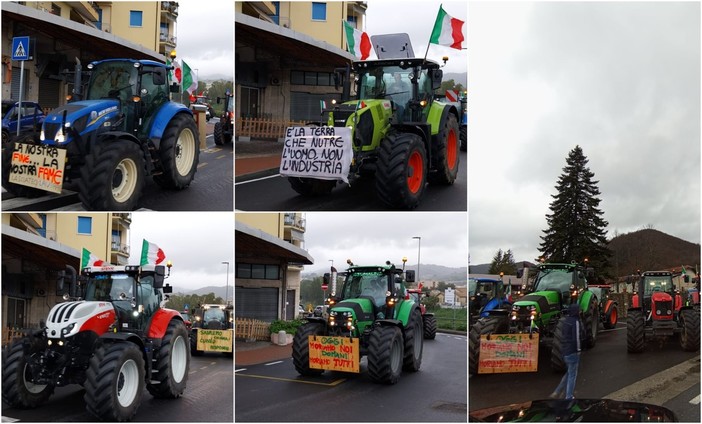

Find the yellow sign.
[
  {"left": 8, "top": 142, "right": 66, "bottom": 194},
  {"left": 478, "top": 333, "right": 539, "bottom": 374},
  {"left": 196, "top": 329, "right": 233, "bottom": 352},
  {"left": 308, "top": 336, "right": 360, "bottom": 373}
]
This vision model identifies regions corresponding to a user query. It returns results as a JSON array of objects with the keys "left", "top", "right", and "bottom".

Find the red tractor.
[
  {"left": 407, "top": 288, "right": 437, "bottom": 340},
  {"left": 627, "top": 270, "right": 700, "bottom": 352},
  {"left": 588, "top": 284, "right": 618, "bottom": 329}
]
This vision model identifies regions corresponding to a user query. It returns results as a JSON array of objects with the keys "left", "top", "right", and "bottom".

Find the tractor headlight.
[
  {"left": 54, "top": 130, "right": 66, "bottom": 144},
  {"left": 61, "top": 323, "right": 75, "bottom": 336},
  {"left": 39, "top": 128, "right": 45, "bottom": 141},
  {"left": 667, "top": 309, "right": 672, "bottom": 315}
]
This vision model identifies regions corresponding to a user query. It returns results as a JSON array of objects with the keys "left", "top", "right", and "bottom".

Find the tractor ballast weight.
[
  {"left": 1, "top": 263, "right": 189, "bottom": 421},
  {"left": 2, "top": 58, "right": 200, "bottom": 211}
]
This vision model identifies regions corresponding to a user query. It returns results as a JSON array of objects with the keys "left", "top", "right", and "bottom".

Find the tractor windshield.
[
  {"left": 533, "top": 268, "right": 573, "bottom": 294},
  {"left": 203, "top": 307, "right": 226, "bottom": 323},
  {"left": 84, "top": 273, "right": 135, "bottom": 302},
  {"left": 643, "top": 276, "right": 672, "bottom": 296},
  {"left": 86, "top": 61, "right": 138, "bottom": 101},
  {"left": 469, "top": 278, "right": 477, "bottom": 296},
  {"left": 341, "top": 272, "right": 388, "bottom": 306}
]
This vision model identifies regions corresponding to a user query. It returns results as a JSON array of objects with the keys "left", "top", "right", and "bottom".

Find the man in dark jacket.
[{"left": 550, "top": 303, "right": 582, "bottom": 399}]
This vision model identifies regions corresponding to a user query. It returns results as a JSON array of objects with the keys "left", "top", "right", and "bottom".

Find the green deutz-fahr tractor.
[
  {"left": 292, "top": 259, "right": 423, "bottom": 384},
  {"left": 287, "top": 42, "right": 460, "bottom": 209},
  {"left": 469, "top": 262, "right": 599, "bottom": 374}
]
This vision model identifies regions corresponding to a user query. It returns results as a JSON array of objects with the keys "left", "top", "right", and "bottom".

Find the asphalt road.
[
  {"left": 235, "top": 332, "right": 467, "bottom": 422},
  {"left": 234, "top": 151, "right": 467, "bottom": 211},
  {"left": 469, "top": 321, "right": 700, "bottom": 421},
  {"left": 1, "top": 353, "right": 233, "bottom": 422}
]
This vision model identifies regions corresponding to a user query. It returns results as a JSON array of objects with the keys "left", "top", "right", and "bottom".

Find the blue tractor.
[
  {"left": 469, "top": 277, "right": 512, "bottom": 326},
  {"left": 2, "top": 58, "right": 199, "bottom": 210}
]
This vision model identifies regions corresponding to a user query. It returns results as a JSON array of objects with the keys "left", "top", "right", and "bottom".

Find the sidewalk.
[
  {"left": 235, "top": 138, "right": 284, "bottom": 181},
  {"left": 235, "top": 340, "right": 292, "bottom": 366}
]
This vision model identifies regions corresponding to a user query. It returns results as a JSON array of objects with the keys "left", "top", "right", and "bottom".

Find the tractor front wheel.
[
  {"left": 84, "top": 343, "right": 145, "bottom": 421},
  {"left": 627, "top": 309, "right": 645, "bottom": 353},
  {"left": 402, "top": 308, "right": 423, "bottom": 372},
  {"left": 551, "top": 317, "right": 567, "bottom": 372},
  {"left": 459, "top": 125, "right": 467, "bottom": 151},
  {"left": 469, "top": 316, "right": 508, "bottom": 376},
  {"left": 154, "top": 114, "right": 199, "bottom": 189},
  {"left": 368, "top": 325, "right": 404, "bottom": 384},
  {"left": 213, "top": 121, "right": 224, "bottom": 146},
  {"left": 423, "top": 314, "right": 437, "bottom": 340},
  {"left": 288, "top": 177, "right": 336, "bottom": 196},
  {"left": 2, "top": 338, "right": 54, "bottom": 408},
  {"left": 679, "top": 309, "right": 700, "bottom": 352},
  {"left": 147, "top": 319, "right": 190, "bottom": 398},
  {"left": 375, "top": 133, "right": 427, "bottom": 209},
  {"left": 292, "top": 322, "right": 325, "bottom": 376},
  {"left": 428, "top": 113, "right": 460, "bottom": 185},
  {"left": 583, "top": 303, "right": 598, "bottom": 349},
  {"left": 79, "top": 140, "right": 145, "bottom": 210}
]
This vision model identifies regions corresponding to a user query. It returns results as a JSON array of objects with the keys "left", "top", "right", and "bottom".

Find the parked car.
[
  {"left": 2, "top": 100, "right": 44, "bottom": 145},
  {"left": 313, "top": 305, "right": 325, "bottom": 317}
]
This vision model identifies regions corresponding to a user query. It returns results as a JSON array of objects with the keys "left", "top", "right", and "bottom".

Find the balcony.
[
  {"left": 112, "top": 212, "right": 132, "bottom": 223},
  {"left": 161, "top": 1, "right": 179, "bottom": 19},
  {"left": 111, "top": 242, "right": 130, "bottom": 257},
  {"left": 283, "top": 213, "right": 305, "bottom": 231},
  {"left": 159, "top": 32, "right": 177, "bottom": 47},
  {"left": 71, "top": 1, "right": 101, "bottom": 22}
]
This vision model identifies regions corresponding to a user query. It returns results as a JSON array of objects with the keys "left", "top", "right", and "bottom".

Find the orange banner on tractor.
[
  {"left": 308, "top": 335, "right": 360, "bottom": 373},
  {"left": 478, "top": 333, "right": 539, "bottom": 374}
]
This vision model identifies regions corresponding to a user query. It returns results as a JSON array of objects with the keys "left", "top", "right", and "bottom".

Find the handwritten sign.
[
  {"left": 308, "top": 335, "right": 360, "bottom": 373},
  {"left": 478, "top": 333, "right": 539, "bottom": 374},
  {"left": 9, "top": 142, "right": 66, "bottom": 194},
  {"left": 280, "top": 126, "right": 352, "bottom": 183},
  {"left": 196, "top": 329, "right": 233, "bottom": 353}
]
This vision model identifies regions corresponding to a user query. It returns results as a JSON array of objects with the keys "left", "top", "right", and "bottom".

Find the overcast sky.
[
  {"left": 127, "top": 213, "right": 233, "bottom": 294},
  {"left": 469, "top": 2, "right": 701, "bottom": 266},
  {"left": 303, "top": 212, "right": 467, "bottom": 274},
  {"left": 175, "top": 0, "right": 233, "bottom": 80},
  {"left": 364, "top": 0, "right": 467, "bottom": 74}
]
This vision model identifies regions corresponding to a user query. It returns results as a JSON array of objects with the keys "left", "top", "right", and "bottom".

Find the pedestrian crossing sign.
[{"left": 12, "top": 36, "right": 30, "bottom": 61}]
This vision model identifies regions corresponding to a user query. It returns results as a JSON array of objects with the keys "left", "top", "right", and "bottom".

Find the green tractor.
[
  {"left": 469, "top": 262, "right": 599, "bottom": 374},
  {"left": 292, "top": 259, "right": 423, "bottom": 384},
  {"left": 286, "top": 37, "right": 460, "bottom": 209}
]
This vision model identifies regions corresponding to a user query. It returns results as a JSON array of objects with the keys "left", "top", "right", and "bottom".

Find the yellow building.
[{"left": 97, "top": 1, "right": 178, "bottom": 57}]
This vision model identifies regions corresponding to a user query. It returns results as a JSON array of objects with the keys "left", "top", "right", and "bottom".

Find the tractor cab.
[
  {"left": 530, "top": 263, "right": 589, "bottom": 307},
  {"left": 469, "top": 277, "right": 511, "bottom": 325},
  {"left": 192, "top": 304, "right": 232, "bottom": 330},
  {"left": 633, "top": 271, "right": 682, "bottom": 319}
]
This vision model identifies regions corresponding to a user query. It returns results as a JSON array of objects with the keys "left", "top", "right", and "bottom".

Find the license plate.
[{"left": 8, "top": 142, "right": 66, "bottom": 194}]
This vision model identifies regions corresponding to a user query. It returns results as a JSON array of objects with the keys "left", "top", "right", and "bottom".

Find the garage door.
[
  {"left": 235, "top": 287, "right": 278, "bottom": 321},
  {"left": 38, "top": 78, "right": 61, "bottom": 110},
  {"left": 290, "top": 92, "right": 341, "bottom": 122}
]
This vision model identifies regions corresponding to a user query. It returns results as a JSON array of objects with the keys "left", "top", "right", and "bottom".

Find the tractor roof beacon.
[
  {"left": 292, "top": 260, "right": 424, "bottom": 384},
  {"left": 2, "top": 58, "right": 200, "bottom": 211},
  {"left": 287, "top": 38, "right": 461, "bottom": 210},
  {"left": 1, "top": 263, "right": 190, "bottom": 422}
]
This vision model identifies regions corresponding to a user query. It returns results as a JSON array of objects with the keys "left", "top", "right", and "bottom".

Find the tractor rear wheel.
[
  {"left": 190, "top": 328, "right": 203, "bottom": 356},
  {"left": 154, "top": 114, "right": 199, "bottom": 189},
  {"left": 213, "top": 121, "right": 224, "bottom": 146},
  {"left": 368, "top": 325, "right": 404, "bottom": 384},
  {"left": 402, "top": 308, "right": 423, "bottom": 372},
  {"left": 627, "top": 309, "right": 645, "bottom": 353},
  {"left": 469, "top": 316, "right": 508, "bottom": 375},
  {"left": 79, "top": 140, "right": 145, "bottom": 210},
  {"left": 551, "top": 317, "right": 567, "bottom": 372},
  {"left": 428, "top": 113, "right": 460, "bottom": 185},
  {"left": 375, "top": 132, "right": 427, "bottom": 209},
  {"left": 459, "top": 125, "right": 467, "bottom": 151},
  {"left": 679, "top": 309, "right": 700, "bottom": 351},
  {"left": 85, "top": 342, "right": 145, "bottom": 421},
  {"left": 288, "top": 177, "right": 336, "bottom": 196},
  {"left": 147, "top": 319, "right": 190, "bottom": 398},
  {"left": 292, "top": 322, "right": 325, "bottom": 376},
  {"left": 603, "top": 305, "right": 618, "bottom": 329},
  {"left": 1, "top": 146, "right": 45, "bottom": 198},
  {"left": 423, "top": 314, "right": 437, "bottom": 340},
  {"left": 584, "top": 303, "right": 598, "bottom": 349},
  {"left": 2, "top": 338, "right": 55, "bottom": 408}
]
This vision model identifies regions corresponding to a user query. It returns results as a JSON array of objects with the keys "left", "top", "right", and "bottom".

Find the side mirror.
[
  {"left": 405, "top": 270, "right": 416, "bottom": 283},
  {"left": 154, "top": 265, "right": 165, "bottom": 288},
  {"left": 216, "top": 97, "right": 222, "bottom": 104},
  {"left": 170, "top": 82, "right": 180, "bottom": 93},
  {"left": 152, "top": 68, "right": 166, "bottom": 85},
  {"left": 431, "top": 69, "right": 443, "bottom": 90},
  {"left": 163, "top": 284, "right": 173, "bottom": 294}
]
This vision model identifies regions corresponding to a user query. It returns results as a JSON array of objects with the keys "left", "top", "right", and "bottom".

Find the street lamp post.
[
  {"left": 412, "top": 236, "right": 421, "bottom": 285},
  {"left": 222, "top": 261, "right": 230, "bottom": 305}
]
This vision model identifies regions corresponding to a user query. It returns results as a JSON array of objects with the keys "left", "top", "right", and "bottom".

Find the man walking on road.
[{"left": 550, "top": 303, "right": 582, "bottom": 399}]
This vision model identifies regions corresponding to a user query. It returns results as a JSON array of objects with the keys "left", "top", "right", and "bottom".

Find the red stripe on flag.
[
  {"left": 360, "top": 32, "right": 371, "bottom": 60},
  {"left": 450, "top": 18, "right": 465, "bottom": 49}
]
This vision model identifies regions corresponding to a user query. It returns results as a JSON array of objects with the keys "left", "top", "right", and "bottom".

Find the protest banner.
[
  {"left": 308, "top": 335, "right": 360, "bottom": 373},
  {"left": 9, "top": 142, "right": 66, "bottom": 193},
  {"left": 280, "top": 126, "right": 352, "bottom": 183},
  {"left": 478, "top": 333, "right": 539, "bottom": 374},
  {"left": 196, "top": 329, "right": 233, "bottom": 353}
]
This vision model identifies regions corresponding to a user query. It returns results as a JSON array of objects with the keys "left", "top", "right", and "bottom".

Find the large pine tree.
[
  {"left": 539, "top": 146, "right": 611, "bottom": 275},
  {"left": 488, "top": 248, "right": 517, "bottom": 275}
]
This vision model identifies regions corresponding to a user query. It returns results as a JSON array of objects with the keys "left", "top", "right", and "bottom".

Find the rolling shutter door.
[
  {"left": 290, "top": 92, "right": 341, "bottom": 122},
  {"left": 235, "top": 287, "right": 278, "bottom": 321},
  {"left": 11, "top": 67, "right": 28, "bottom": 100},
  {"left": 38, "top": 78, "right": 61, "bottom": 109}
]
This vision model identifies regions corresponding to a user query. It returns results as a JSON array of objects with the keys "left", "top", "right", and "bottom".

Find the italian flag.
[
  {"left": 181, "top": 60, "right": 198, "bottom": 95},
  {"left": 140, "top": 239, "right": 166, "bottom": 266},
  {"left": 429, "top": 5, "right": 465, "bottom": 50},
  {"left": 343, "top": 21, "right": 371, "bottom": 60},
  {"left": 81, "top": 248, "right": 105, "bottom": 269},
  {"left": 167, "top": 58, "right": 181, "bottom": 85}
]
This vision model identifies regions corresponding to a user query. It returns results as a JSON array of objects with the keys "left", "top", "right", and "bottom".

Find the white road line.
[
  {"left": 690, "top": 395, "right": 700, "bottom": 405},
  {"left": 265, "top": 361, "right": 284, "bottom": 366},
  {"left": 235, "top": 368, "right": 247, "bottom": 373},
  {"left": 235, "top": 174, "right": 281, "bottom": 185},
  {"left": 2, "top": 416, "right": 20, "bottom": 422}
]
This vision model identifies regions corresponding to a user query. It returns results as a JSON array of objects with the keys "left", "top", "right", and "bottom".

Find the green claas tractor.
[
  {"left": 469, "top": 262, "right": 599, "bottom": 374},
  {"left": 292, "top": 259, "right": 423, "bottom": 384},
  {"left": 286, "top": 45, "right": 460, "bottom": 209}
]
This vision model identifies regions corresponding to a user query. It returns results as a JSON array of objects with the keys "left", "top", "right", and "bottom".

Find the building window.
[
  {"left": 77, "top": 216, "right": 92, "bottom": 235},
  {"left": 38, "top": 214, "right": 47, "bottom": 238},
  {"left": 270, "top": 1, "right": 280, "bottom": 25},
  {"left": 237, "top": 263, "right": 251, "bottom": 279},
  {"left": 96, "top": 9, "right": 103, "bottom": 30},
  {"left": 347, "top": 15, "right": 357, "bottom": 26},
  {"left": 311, "top": 2, "right": 326, "bottom": 21},
  {"left": 130, "top": 10, "right": 143, "bottom": 27},
  {"left": 236, "top": 263, "right": 281, "bottom": 280},
  {"left": 290, "top": 70, "right": 335, "bottom": 86}
]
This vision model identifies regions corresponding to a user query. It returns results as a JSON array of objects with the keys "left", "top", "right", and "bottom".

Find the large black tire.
[
  {"left": 679, "top": 309, "right": 700, "bottom": 351},
  {"left": 368, "top": 325, "right": 404, "bottom": 384},
  {"left": 402, "top": 308, "right": 423, "bottom": 372},
  {"left": 468, "top": 316, "right": 508, "bottom": 375},
  {"left": 84, "top": 343, "right": 145, "bottom": 422},
  {"left": 2, "top": 145, "right": 46, "bottom": 198},
  {"left": 153, "top": 114, "right": 199, "bottom": 189},
  {"left": 190, "top": 328, "right": 203, "bottom": 356},
  {"left": 2, "top": 129, "right": 9, "bottom": 146},
  {"left": 78, "top": 140, "right": 145, "bottom": 210},
  {"left": 147, "top": 320, "right": 190, "bottom": 398},
  {"left": 583, "top": 303, "right": 598, "bottom": 349},
  {"left": 459, "top": 125, "right": 467, "bottom": 151},
  {"left": 2, "top": 338, "right": 54, "bottom": 408},
  {"left": 375, "top": 132, "right": 427, "bottom": 209},
  {"left": 423, "top": 314, "right": 437, "bottom": 340},
  {"left": 551, "top": 316, "right": 567, "bottom": 372},
  {"left": 627, "top": 309, "right": 645, "bottom": 353},
  {"left": 603, "top": 305, "right": 618, "bottom": 329},
  {"left": 292, "top": 322, "right": 325, "bottom": 376},
  {"left": 428, "top": 112, "right": 460, "bottom": 185},
  {"left": 213, "top": 121, "right": 224, "bottom": 146},
  {"left": 288, "top": 177, "right": 335, "bottom": 196}
]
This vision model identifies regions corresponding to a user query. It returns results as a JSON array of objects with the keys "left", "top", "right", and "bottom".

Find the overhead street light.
[
  {"left": 222, "top": 261, "right": 230, "bottom": 305},
  {"left": 412, "top": 236, "right": 421, "bottom": 285}
]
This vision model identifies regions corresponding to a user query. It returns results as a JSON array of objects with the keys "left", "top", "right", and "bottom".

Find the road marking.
[
  {"left": 235, "top": 174, "right": 281, "bottom": 185},
  {"left": 603, "top": 355, "right": 700, "bottom": 406},
  {"left": 235, "top": 373, "right": 346, "bottom": 386},
  {"left": 2, "top": 416, "right": 20, "bottom": 422},
  {"left": 690, "top": 395, "right": 700, "bottom": 404},
  {"left": 216, "top": 155, "right": 227, "bottom": 159},
  {"left": 599, "top": 327, "right": 626, "bottom": 332},
  {"left": 265, "top": 361, "right": 283, "bottom": 366},
  {"left": 197, "top": 162, "right": 208, "bottom": 168},
  {"left": 235, "top": 368, "right": 247, "bottom": 373}
]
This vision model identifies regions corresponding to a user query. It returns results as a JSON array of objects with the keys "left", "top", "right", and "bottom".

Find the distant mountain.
[
  {"left": 303, "top": 264, "right": 466, "bottom": 284},
  {"left": 443, "top": 72, "right": 467, "bottom": 88},
  {"left": 176, "top": 285, "right": 228, "bottom": 299},
  {"left": 608, "top": 229, "right": 700, "bottom": 275}
]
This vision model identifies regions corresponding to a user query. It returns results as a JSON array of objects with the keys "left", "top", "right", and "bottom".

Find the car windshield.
[
  {"left": 534, "top": 268, "right": 573, "bottom": 293},
  {"left": 203, "top": 307, "right": 225, "bottom": 322},
  {"left": 84, "top": 273, "right": 135, "bottom": 301},
  {"left": 86, "top": 61, "right": 137, "bottom": 100},
  {"left": 643, "top": 276, "right": 671, "bottom": 295}
]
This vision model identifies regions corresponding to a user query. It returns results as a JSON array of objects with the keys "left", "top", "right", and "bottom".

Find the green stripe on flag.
[
  {"left": 140, "top": 239, "right": 149, "bottom": 266},
  {"left": 429, "top": 6, "right": 448, "bottom": 44}
]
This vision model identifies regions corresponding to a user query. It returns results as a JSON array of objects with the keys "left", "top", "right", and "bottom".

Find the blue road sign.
[{"left": 12, "top": 36, "right": 30, "bottom": 61}]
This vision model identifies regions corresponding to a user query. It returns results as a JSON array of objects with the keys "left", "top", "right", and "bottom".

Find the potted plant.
[{"left": 269, "top": 319, "right": 302, "bottom": 345}]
